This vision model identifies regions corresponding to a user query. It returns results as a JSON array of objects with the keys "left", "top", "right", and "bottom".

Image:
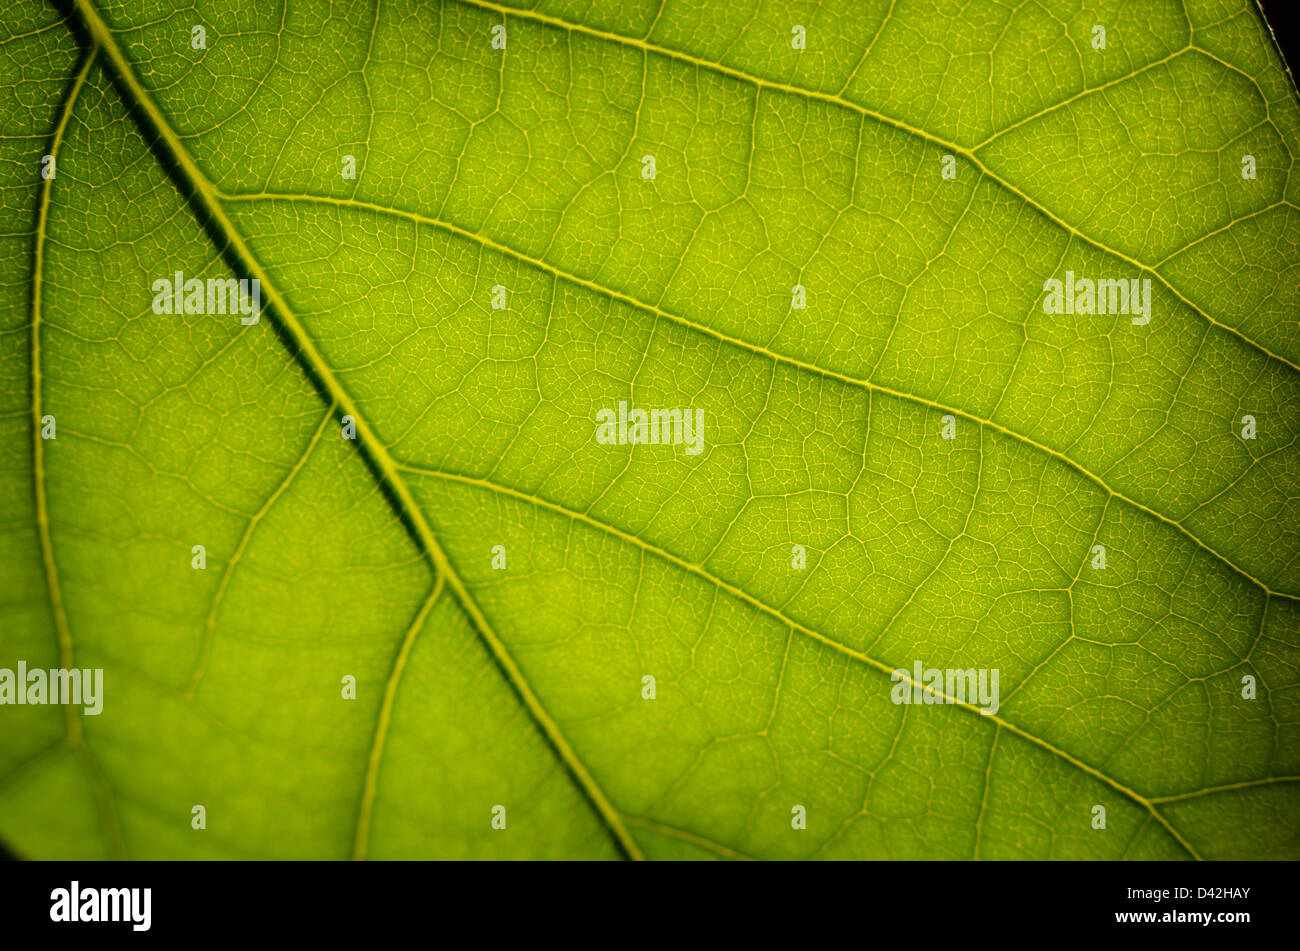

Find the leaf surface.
[{"left": 1, "top": 0, "right": 1299, "bottom": 859}]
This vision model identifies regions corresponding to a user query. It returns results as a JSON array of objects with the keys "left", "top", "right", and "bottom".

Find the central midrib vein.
[
  {"left": 67, "top": 0, "right": 1286, "bottom": 863},
  {"left": 70, "top": 0, "right": 644, "bottom": 862}
]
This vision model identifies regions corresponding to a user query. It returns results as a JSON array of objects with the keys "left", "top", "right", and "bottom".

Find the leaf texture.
[{"left": 1, "top": 0, "right": 1299, "bottom": 860}]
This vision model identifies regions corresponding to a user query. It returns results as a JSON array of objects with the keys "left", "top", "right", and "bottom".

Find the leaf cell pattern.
[{"left": 1, "top": 0, "right": 1298, "bottom": 860}]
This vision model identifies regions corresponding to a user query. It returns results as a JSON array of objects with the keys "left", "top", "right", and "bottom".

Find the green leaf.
[{"left": 2, "top": 0, "right": 1298, "bottom": 860}]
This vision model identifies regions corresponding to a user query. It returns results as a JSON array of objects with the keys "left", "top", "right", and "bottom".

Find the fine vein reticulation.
[{"left": 2, "top": 0, "right": 1298, "bottom": 861}]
